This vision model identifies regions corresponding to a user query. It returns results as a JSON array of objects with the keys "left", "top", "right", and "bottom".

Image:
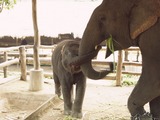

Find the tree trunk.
[
  {"left": 29, "top": 0, "right": 44, "bottom": 91},
  {"left": 32, "top": 0, "right": 40, "bottom": 70}
]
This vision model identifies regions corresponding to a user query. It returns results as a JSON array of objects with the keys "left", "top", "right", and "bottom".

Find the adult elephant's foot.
[
  {"left": 71, "top": 111, "right": 82, "bottom": 119},
  {"left": 131, "top": 112, "right": 152, "bottom": 120}
]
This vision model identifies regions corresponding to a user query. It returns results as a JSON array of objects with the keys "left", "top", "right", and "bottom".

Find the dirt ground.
[{"left": 0, "top": 65, "right": 149, "bottom": 120}]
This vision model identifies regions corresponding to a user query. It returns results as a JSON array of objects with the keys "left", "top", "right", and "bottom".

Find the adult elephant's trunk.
[
  {"left": 79, "top": 29, "right": 112, "bottom": 80},
  {"left": 69, "top": 45, "right": 101, "bottom": 66},
  {"left": 80, "top": 60, "right": 110, "bottom": 80}
]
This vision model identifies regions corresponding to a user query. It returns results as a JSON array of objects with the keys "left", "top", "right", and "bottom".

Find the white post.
[{"left": 29, "top": 68, "right": 44, "bottom": 91}]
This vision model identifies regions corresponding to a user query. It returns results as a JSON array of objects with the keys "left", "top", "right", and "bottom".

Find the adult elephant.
[
  {"left": 52, "top": 40, "right": 100, "bottom": 118},
  {"left": 78, "top": 0, "right": 160, "bottom": 119}
]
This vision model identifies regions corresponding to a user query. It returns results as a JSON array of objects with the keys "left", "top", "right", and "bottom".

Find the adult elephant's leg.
[
  {"left": 60, "top": 75, "right": 73, "bottom": 115},
  {"left": 72, "top": 73, "right": 86, "bottom": 118},
  {"left": 150, "top": 96, "right": 160, "bottom": 118},
  {"left": 128, "top": 71, "right": 160, "bottom": 117},
  {"left": 128, "top": 76, "right": 146, "bottom": 116},
  {"left": 53, "top": 72, "right": 61, "bottom": 97}
]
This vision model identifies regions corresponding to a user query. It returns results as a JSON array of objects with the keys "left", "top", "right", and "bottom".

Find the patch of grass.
[
  {"left": 122, "top": 74, "right": 139, "bottom": 86},
  {"left": 64, "top": 116, "right": 77, "bottom": 120},
  {"left": 46, "top": 76, "right": 53, "bottom": 79}
]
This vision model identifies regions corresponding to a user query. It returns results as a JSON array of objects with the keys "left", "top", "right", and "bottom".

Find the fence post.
[
  {"left": 19, "top": 47, "right": 27, "bottom": 81},
  {"left": 124, "top": 50, "right": 129, "bottom": 61},
  {"left": 116, "top": 50, "right": 123, "bottom": 86},
  {"left": 3, "top": 52, "right": 8, "bottom": 78}
]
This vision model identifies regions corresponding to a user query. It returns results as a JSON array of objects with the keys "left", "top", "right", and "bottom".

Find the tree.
[
  {"left": 29, "top": 0, "right": 44, "bottom": 91},
  {"left": 0, "top": 0, "right": 16, "bottom": 13},
  {"left": 32, "top": 0, "right": 40, "bottom": 70}
]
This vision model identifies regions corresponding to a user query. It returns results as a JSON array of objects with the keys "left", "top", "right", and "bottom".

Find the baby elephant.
[{"left": 52, "top": 40, "right": 86, "bottom": 118}]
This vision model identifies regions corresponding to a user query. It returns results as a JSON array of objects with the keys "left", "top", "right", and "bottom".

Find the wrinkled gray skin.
[
  {"left": 52, "top": 40, "right": 87, "bottom": 118},
  {"left": 78, "top": 0, "right": 160, "bottom": 119}
]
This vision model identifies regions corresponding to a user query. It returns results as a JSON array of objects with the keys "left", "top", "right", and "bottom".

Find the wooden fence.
[
  {"left": 0, "top": 45, "right": 56, "bottom": 81},
  {"left": 0, "top": 46, "right": 20, "bottom": 78},
  {"left": 0, "top": 45, "right": 142, "bottom": 86}
]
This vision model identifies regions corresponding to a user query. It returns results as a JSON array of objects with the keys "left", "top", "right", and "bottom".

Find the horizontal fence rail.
[{"left": 0, "top": 45, "right": 141, "bottom": 86}]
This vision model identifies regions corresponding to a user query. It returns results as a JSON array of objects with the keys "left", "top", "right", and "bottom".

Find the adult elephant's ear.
[{"left": 130, "top": 0, "right": 160, "bottom": 40}]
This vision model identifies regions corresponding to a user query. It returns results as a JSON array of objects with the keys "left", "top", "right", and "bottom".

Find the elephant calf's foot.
[
  {"left": 71, "top": 111, "right": 83, "bottom": 119},
  {"left": 153, "top": 118, "right": 160, "bottom": 120},
  {"left": 131, "top": 112, "right": 152, "bottom": 120},
  {"left": 64, "top": 110, "right": 72, "bottom": 116},
  {"left": 55, "top": 91, "right": 61, "bottom": 97}
]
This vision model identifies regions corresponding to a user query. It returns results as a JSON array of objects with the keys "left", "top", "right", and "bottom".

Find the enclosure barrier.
[
  {"left": 0, "top": 45, "right": 55, "bottom": 81},
  {"left": 0, "top": 45, "right": 141, "bottom": 86},
  {"left": 91, "top": 47, "right": 141, "bottom": 85},
  {"left": 0, "top": 46, "right": 20, "bottom": 79}
]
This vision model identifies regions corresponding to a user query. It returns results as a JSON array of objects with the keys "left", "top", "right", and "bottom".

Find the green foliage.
[
  {"left": 122, "top": 74, "right": 139, "bottom": 86},
  {"left": 0, "top": 0, "right": 17, "bottom": 13},
  {"left": 106, "top": 35, "right": 116, "bottom": 70},
  {"left": 64, "top": 116, "right": 75, "bottom": 120},
  {"left": 106, "top": 35, "right": 114, "bottom": 53},
  {"left": 122, "top": 80, "right": 134, "bottom": 86}
]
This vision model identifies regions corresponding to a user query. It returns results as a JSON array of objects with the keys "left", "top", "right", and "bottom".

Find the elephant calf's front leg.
[
  {"left": 62, "top": 85, "right": 73, "bottom": 115},
  {"left": 53, "top": 73, "right": 61, "bottom": 97},
  {"left": 71, "top": 76, "right": 86, "bottom": 118}
]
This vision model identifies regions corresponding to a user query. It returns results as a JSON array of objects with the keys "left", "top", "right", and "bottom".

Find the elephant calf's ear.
[{"left": 130, "top": 0, "right": 160, "bottom": 40}]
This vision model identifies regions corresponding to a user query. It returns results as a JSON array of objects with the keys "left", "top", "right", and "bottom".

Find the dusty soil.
[
  {"left": 41, "top": 81, "right": 135, "bottom": 120},
  {"left": 0, "top": 65, "right": 149, "bottom": 120}
]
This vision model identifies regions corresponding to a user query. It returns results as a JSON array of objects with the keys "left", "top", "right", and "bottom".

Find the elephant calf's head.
[
  {"left": 61, "top": 40, "right": 102, "bottom": 74},
  {"left": 61, "top": 41, "right": 81, "bottom": 74}
]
